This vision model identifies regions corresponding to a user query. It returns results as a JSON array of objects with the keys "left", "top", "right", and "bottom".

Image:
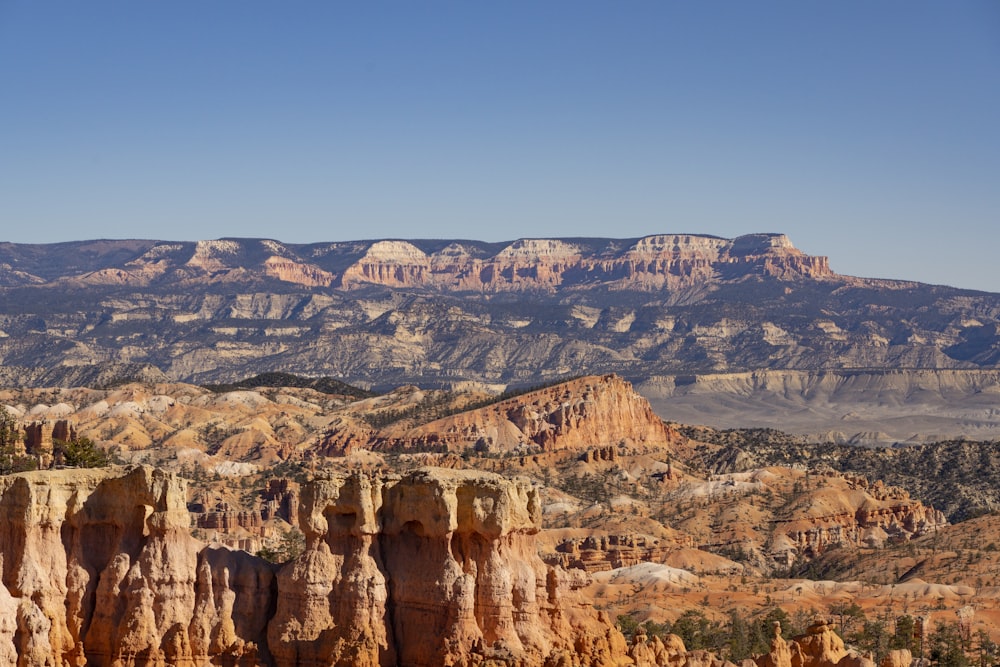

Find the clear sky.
[{"left": 1, "top": 2, "right": 998, "bottom": 291}]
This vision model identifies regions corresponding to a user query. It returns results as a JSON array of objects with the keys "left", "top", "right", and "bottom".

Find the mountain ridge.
[
  {"left": 1, "top": 233, "right": 830, "bottom": 291},
  {"left": 1, "top": 233, "right": 998, "bottom": 446}
]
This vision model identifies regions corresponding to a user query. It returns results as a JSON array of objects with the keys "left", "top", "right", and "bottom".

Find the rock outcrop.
[
  {"left": 190, "top": 480, "right": 299, "bottom": 542},
  {"left": 5, "top": 418, "right": 79, "bottom": 468},
  {"left": 0, "top": 466, "right": 629, "bottom": 666},
  {"left": 621, "top": 620, "right": 878, "bottom": 667},
  {"left": 322, "top": 374, "right": 680, "bottom": 455},
  {"left": 768, "top": 474, "right": 948, "bottom": 566},
  {"left": 659, "top": 468, "right": 947, "bottom": 573},
  {"left": 752, "top": 620, "right": 876, "bottom": 667},
  {"left": 547, "top": 533, "right": 695, "bottom": 573},
  {"left": 193, "top": 502, "right": 266, "bottom": 533},
  {"left": 0, "top": 466, "right": 261, "bottom": 666},
  {"left": 269, "top": 467, "right": 628, "bottom": 666},
  {"left": 336, "top": 234, "right": 831, "bottom": 292}
]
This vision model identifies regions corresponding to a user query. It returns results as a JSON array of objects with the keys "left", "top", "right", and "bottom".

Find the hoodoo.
[{"left": 0, "top": 466, "right": 627, "bottom": 666}]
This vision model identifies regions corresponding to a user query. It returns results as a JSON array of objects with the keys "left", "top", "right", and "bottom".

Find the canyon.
[
  {"left": 0, "top": 458, "right": 961, "bottom": 666},
  {"left": 2, "top": 232, "right": 1000, "bottom": 663},
  {"left": 1, "top": 373, "right": 998, "bottom": 664}
]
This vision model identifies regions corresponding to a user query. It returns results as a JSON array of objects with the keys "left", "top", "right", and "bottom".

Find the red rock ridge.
[
  {"left": 546, "top": 533, "right": 697, "bottom": 573},
  {"left": 321, "top": 374, "right": 679, "bottom": 455},
  {"left": 768, "top": 474, "right": 948, "bottom": 566},
  {"left": 338, "top": 234, "right": 833, "bottom": 292},
  {"left": 262, "top": 256, "right": 335, "bottom": 287}
]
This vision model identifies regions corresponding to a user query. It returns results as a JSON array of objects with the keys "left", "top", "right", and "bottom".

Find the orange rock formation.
[
  {"left": 336, "top": 234, "right": 832, "bottom": 292},
  {"left": 322, "top": 374, "right": 679, "bottom": 455},
  {"left": 768, "top": 474, "right": 948, "bottom": 565},
  {"left": 0, "top": 466, "right": 635, "bottom": 666}
]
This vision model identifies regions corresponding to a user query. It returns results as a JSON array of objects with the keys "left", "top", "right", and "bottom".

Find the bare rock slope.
[{"left": 322, "top": 374, "right": 679, "bottom": 455}]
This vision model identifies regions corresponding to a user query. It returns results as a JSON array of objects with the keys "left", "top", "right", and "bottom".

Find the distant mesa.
[{"left": 0, "top": 233, "right": 831, "bottom": 291}]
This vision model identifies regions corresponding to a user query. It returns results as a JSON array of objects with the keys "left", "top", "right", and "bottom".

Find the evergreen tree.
[
  {"left": 54, "top": 437, "right": 111, "bottom": 468},
  {"left": 0, "top": 405, "right": 35, "bottom": 475},
  {"left": 975, "top": 629, "right": 998, "bottom": 667},
  {"left": 891, "top": 615, "right": 919, "bottom": 654},
  {"left": 929, "top": 621, "right": 971, "bottom": 667},
  {"left": 726, "top": 609, "right": 755, "bottom": 661},
  {"left": 853, "top": 617, "right": 890, "bottom": 664}
]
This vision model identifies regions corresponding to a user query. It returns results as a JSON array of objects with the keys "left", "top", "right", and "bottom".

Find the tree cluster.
[
  {"left": 53, "top": 437, "right": 111, "bottom": 468},
  {"left": 0, "top": 406, "right": 35, "bottom": 474},
  {"left": 616, "top": 605, "right": 994, "bottom": 667}
]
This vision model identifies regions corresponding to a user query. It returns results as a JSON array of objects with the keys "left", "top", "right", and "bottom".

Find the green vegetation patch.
[{"left": 203, "top": 372, "right": 376, "bottom": 399}]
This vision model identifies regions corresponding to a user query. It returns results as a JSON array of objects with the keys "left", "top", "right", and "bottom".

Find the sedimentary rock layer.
[
  {"left": 321, "top": 374, "right": 679, "bottom": 455},
  {"left": 0, "top": 234, "right": 830, "bottom": 291},
  {"left": 0, "top": 466, "right": 626, "bottom": 666}
]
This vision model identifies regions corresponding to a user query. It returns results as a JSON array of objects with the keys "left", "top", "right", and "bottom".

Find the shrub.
[{"left": 256, "top": 528, "right": 305, "bottom": 564}]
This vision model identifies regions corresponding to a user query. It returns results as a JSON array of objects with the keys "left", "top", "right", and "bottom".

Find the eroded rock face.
[
  {"left": 268, "top": 471, "right": 392, "bottom": 667},
  {"left": 323, "top": 374, "right": 679, "bottom": 455},
  {"left": 0, "top": 466, "right": 274, "bottom": 667},
  {"left": 547, "top": 533, "right": 696, "bottom": 573},
  {"left": 0, "top": 466, "right": 625, "bottom": 666},
  {"left": 336, "top": 234, "right": 831, "bottom": 292},
  {"left": 751, "top": 620, "right": 876, "bottom": 667},
  {"left": 768, "top": 475, "right": 948, "bottom": 566},
  {"left": 270, "top": 467, "right": 625, "bottom": 667}
]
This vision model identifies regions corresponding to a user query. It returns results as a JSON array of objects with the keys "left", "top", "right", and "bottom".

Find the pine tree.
[
  {"left": 0, "top": 406, "right": 35, "bottom": 475},
  {"left": 54, "top": 437, "right": 111, "bottom": 468}
]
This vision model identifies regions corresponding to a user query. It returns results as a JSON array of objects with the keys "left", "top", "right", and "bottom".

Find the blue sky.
[{"left": 1, "top": 2, "right": 998, "bottom": 291}]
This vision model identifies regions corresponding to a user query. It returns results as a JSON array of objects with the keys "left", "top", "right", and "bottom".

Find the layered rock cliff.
[
  {"left": 0, "top": 466, "right": 242, "bottom": 666},
  {"left": 546, "top": 533, "right": 697, "bottom": 573},
  {"left": 336, "top": 234, "right": 831, "bottom": 292},
  {"left": 767, "top": 474, "right": 948, "bottom": 566},
  {"left": 320, "top": 374, "right": 680, "bottom": 455},
  {"left": 658, "top": 468, "right": 947, "bottom": 572},
  {"left": 0, "top": 234, "right": 830, "bottom": 292},
  {"left": 0, "top": 466, "right": 630, "bottom": 666}
]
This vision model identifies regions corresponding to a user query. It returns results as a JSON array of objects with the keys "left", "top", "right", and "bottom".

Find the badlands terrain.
[
  {"left": 2, "top": 373, "right": 1000, "bottom": 665},
  {"left": 1, "top": 234, "right": 1000, "bottom": 443}
]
